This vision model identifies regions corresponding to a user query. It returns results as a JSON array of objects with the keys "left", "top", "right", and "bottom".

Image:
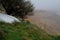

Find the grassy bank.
[{"left": 0, "top": 22, "right": 60, "bottom": 40}]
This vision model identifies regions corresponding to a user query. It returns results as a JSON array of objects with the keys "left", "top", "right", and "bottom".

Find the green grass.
[{"left": 0, "top": 22, "right": 60, "bottom": 40}]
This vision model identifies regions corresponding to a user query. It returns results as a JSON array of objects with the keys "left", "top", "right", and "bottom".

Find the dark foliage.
[
  {"left": 0, "top": 0, "right": 34, "bottom": 19},
  {"left": 0, "top": 29, "right": 6, "bottom": 40}
]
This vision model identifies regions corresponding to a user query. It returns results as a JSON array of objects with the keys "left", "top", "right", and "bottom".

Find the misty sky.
[{"left": 30, "top": 0, "right": 60, "bottom": 11}]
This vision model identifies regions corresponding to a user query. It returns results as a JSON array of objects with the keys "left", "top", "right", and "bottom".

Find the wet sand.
[{"left": 29, "top": 10, "right": 60, "bottom": 34}]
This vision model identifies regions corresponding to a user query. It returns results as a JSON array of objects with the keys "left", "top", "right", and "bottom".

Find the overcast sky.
[{"left": 30, "top": 0, "right": 60, "bottom": 11}]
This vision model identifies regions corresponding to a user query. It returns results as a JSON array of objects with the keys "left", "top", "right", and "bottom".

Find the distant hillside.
[{"left": 29, "top": 10, "right": 60, "bottom": 34}]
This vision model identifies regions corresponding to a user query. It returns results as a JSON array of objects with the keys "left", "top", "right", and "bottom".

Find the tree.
[{"left": 0, "top": 0, "right": 34, "bottom": 19}]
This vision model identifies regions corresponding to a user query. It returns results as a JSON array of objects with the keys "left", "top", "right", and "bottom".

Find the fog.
[
  {"left": 29, "top": 0, "right": 60, "bottom": 34},
  {"left": 30, "top": 0, "right": 60, "bottom": 12}
]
